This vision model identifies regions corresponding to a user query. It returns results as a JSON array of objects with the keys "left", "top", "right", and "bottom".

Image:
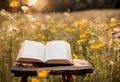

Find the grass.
[{"left": 0, "top": 9, "right": 120, "bottom": 82}]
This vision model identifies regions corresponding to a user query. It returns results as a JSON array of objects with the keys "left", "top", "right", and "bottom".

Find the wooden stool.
[{"left": 11, "top": 59, "right": 93, "bottom": 82}]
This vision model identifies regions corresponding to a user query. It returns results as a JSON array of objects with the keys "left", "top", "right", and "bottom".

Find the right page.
[{"left": 45, "top": 40, "right": 73, "bottom": 64}]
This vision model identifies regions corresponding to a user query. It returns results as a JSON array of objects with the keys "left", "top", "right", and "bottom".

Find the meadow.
[{"left": 0, "top": 9, "right": 120, "bottom": 82}]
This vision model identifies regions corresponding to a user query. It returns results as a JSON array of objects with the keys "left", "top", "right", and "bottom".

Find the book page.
[
  {"left": 16, "top": 40, "right": 45, "bottom": 62},
  {"left": 45, "top": 40, "right": 73, "bottom": 64},
  {"left": 65, "top": 42, "right": 73, "bottom": 63}
]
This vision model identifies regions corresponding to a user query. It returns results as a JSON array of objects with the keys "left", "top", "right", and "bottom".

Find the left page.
[{"left": 16, "top": 40, "right": 45, "bottom": 63}]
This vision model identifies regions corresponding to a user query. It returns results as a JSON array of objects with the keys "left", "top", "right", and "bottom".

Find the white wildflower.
[
  {"left": 25, "top": 14, "right": 36, "bottom": 21},
  {"left": 46, "top": 15, "right": 51, "bottom": 19},
  {"left": 110, "top": 60, "right": 114, "bottom": 66},
  {"left": 40, "top": 24, "right": 46, "bottom": 30},
  {"left": 64, "top": 12, "right": 70, "bottom": 16},
  {"left": 21, "top": 6, "right": 29, "bottom": 13},
  {"left": 26, "top": 14, "right": 33, "bottom": 18},
  {"left": 8, "top": 25, "right": 19, "bottom": 32},
  {"left": 113, "top": 27, "right": 120, "bottom": 32},
  {"left": 110, "top": 18, "right": 116, "bottom": 22}
]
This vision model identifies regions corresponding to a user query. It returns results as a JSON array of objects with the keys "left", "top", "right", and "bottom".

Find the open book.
[{"left": 16, "top": 40, "right": 73, "bottom": 65}]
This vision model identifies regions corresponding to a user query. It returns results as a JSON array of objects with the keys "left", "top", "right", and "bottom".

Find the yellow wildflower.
[
  {"left": 65, "top": 27, "right": 73, "bottom": 32},
  {"left": 31, "top": 78, "right": 40, "bottom": 82},
  {"left": 80, "top": 34, "right": 86, "bottom": 39},
  {"left": 79, "top": 26, "right": 83, "bottom": 31},
  {"left": 37, "top": 33, "right": 46, "bottom": 40},
  {"left": 100, "top": 23, "right": 107, "bottom": 28},
  {"left": 9, "top": 0, "right": 19, "bottom": 8},
  {"left": 62, "top": 24, "right": 68, "bottom": 27},
  {"left": 41, "top": 36, "right": 46, "bottom": 40},
  {"left": 50, "top": 28, "right": 56, "bottom": 33},
  {"left": 91, "top": 43, "right": 104, "bottom": 49},
  {"left": 77, "top": 39, "right": 86, "bottom": 43},
  {"left": 37, "top": 70, "right": 50, "bottom": 78},
  {"left": 90, "top": 20, "right": 96, "bottom": 26},
  {"left": 95, "top": 43, "right": 104, "bottom": 49},
  {"left": 37, "top": 33, "right": 42, "bottom": 37},
  {"left": 73, "top": 53, "right": 78, "bottom": 59},
  {"left": 71, "top": 28, "right": 76, "bottom": 32},
  {"left": 49, "top": 19, "right": 55, "bottom": 24},
  {"left": 109, "top": 22, "right": 117, "bottom": 28},
  {"left": 72, "top": 20, "right": 80, "bottom": 26},
  {"left": 107, "top": 29, "right": 113, "bottom": 33},
  {"left": 80, "top": 18, "right": 88, "bottom": 25},
  {"left": 90, "top": 45, "right": 95, "bottom": 49},
  {"left": 84, "top": 30, "right": 91, "bottom": 35},
  {"left": 41, "top": 41, "right": 47, "bottom": 44}
]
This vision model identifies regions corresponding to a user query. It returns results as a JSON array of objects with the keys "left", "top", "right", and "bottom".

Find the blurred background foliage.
[
  {"left": 0, "top": 0, "right": 120, "bottom": 82},
  {"left": 0, "top": 0, "right": 11, "bottom": 11},
  {"left": 0, "top": 0, "right": 120, "bottom": 12}
]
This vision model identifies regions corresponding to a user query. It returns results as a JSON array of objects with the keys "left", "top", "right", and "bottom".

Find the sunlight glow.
[{"left": 27, "top": 0, "right": 38, "bottom": 6}]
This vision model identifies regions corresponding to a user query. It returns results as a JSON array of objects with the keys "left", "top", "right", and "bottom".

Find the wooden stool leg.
[
  {"left": 62, "top": 75, "right": 67, "bottom": 82},
  {"left": 21, "top": 76, "right": 28, "bottom": 82},
  {"left": 66, "top": 75, "right": 73, "bottom": 82}
]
